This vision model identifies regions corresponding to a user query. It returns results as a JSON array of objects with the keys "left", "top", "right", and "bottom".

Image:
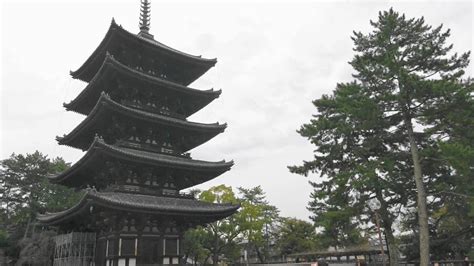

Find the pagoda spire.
[{"left": 138, "top": 0, "right": 153, "bottom": 39}]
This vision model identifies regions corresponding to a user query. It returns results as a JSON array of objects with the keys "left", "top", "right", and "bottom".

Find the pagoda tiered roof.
[
  {"left": 49, "top": 137, "right": 233, "bottom": 188},
  {"left": 64, "top": 54, "right": 221, "bottom": 117},
  {"left": 58, "top": 93, "right": 226, "bottom": 151},
  {"left": 37, "top": 190, "right": 239, "bottom": 226},
  {"left": 38, "top": 3, "right": 238, "bottom": 250},
  {"left": 71, "top": 19, "right": 216, "bottom": 85}
]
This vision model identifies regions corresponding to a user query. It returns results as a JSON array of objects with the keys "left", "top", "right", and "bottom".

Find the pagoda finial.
[{"left": 139, "top": 0, "right": 151, "bottom": 33}]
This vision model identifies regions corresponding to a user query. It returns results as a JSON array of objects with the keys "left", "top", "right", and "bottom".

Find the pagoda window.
[
  {"left": 164, "top": 238, "right": 178, "bottom": 256},
  {"left": 121, "top": 237, "right": 136, "bottom": 256},
  {"left": 107, "top": 238, "right": 116, "bottom": 256}
]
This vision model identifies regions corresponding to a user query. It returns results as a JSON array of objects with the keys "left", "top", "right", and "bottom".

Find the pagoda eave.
[
  {"left": 71, "top": 19, "right": 216, "bottom": 85},
  {"left": 49, "top": 137, "right": 233, "bottom": 188},
  {"left": 59, "top": 93, "right": 226, "bottom": 151},
  {"left": 64, "top": 54, "right": 221, "bottom": 117},
  {"left": 37, "top": 191, "right": 239, "bottom": 226}
]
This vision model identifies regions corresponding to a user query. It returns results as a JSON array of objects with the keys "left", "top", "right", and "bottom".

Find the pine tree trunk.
[
  {"left": 405, "top": 117, "right": 430, "bottom": 266},
  {"left": 23, "top": 216, "right": 31, "bottom": 240},
  {"left": 213, "top": 235, "right": 219, "bottom": 266},
  {"left": 383, "top": 225, "right": 400, "bottom": 266}
]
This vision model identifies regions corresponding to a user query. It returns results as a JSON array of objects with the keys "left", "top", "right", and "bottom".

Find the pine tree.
[{"left": 290, "top": 9, "right": 471, "bottom": 265}]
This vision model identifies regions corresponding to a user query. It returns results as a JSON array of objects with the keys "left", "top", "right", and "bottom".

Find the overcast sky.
[{"left": 1, "top": 0, "right": 472, "bottom": 221}]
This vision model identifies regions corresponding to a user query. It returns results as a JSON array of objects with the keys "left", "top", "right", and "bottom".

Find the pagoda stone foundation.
[{"left": 38, "top": 1, "right": 238, "bottom": 265}]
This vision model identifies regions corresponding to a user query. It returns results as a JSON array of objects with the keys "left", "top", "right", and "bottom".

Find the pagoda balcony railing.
[
  {"left": 103, "top": 185, "right": 196, "bottom": 199},
  {"left": 120, "top": 99, "right": 187, "bottom": 120},
  {"left": 115, "top": 140, "right": 191, "bottom": 158},
  {"left": 118, "top": 57, "right": 185, "bottom": 86}
]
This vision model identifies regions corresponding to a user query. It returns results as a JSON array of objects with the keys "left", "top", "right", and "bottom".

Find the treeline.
[
  {"left": 0, "top": 152, "right": 83, "bottom": 263},
  {"left": 0, "top": 151, "right": 336, "bottom": 265},
  {"left": 181, "top": 185, "right": 336, "bottom": 265}
]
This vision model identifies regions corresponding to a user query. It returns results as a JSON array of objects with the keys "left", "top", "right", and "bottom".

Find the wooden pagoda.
[{"left": 37, "top": 1, "right": 238, "bottom": 265}]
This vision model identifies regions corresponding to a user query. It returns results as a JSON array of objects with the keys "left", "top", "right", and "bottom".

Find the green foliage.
[
  {"left": 0, "top": 151, "right": 82, "bottom": 252},
  {"left": 0, "top": 229, "right": 8, "bottom": 247},
  {"left": 276, "top": 218, "right": 317, "bottom": 256},
  {"left": 290, "top": 8, "right": 472, "bottom": 262},
  {"left": 191, "top": 185, "right": 243, "bottom": 265},
  {"left": 238, "top": 186, "right": 280, "bottom": 263},
  {"left": 184, "top": 185, "right": 282, "bottom": 264},
  {"left": 182, "top": 227, "right": 211, "bottom": 264},
  {"left": 199, "top": 184, "right": 239, "bottom": 205}
]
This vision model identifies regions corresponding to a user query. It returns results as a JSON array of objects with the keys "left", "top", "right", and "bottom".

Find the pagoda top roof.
[
  {"left": 65, "top": 54, "right": 221, "bottom": 116},
  {"left": 71, "top": 19, "right": 217, "bottom": 85},
  {"left": 37, "top": 190, "right": 239, "bottom": 226},
  {"left": 58, "top": 93, "right": 226, "bottom": 151},
  {"left": 49, "top": 137, "right": 233, "bottom": 188}
]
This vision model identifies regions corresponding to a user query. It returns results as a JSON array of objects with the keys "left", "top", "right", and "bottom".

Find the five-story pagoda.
[{"left": 37, "top": 1, "right": 238, "bottom": 265}]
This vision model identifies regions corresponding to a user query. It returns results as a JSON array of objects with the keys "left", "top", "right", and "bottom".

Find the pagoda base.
[
  {"left": 53, "top": 232, "right": 96, "bottom": 266},
  {"left": 95, "top": 232, "right": 183, "bottom": 266},
  {"left": 38, "top": 192, "right": 238, "bottom": 265}
]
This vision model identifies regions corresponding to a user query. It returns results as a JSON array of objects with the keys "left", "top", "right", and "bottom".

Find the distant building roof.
[{"left": 289, "top": 245, "right": 383, "bottom": 258}]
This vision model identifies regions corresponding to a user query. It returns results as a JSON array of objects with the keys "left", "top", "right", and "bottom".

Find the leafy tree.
[
  {"left": 182, "top": 227, "right": 211, "bottom": 265},
  {"left": 197, "top": 185, "right": 243, "bottom": 265},
  {"left": 0, "top": 151, "right": 82, "bottom": 259},
  {"left": 1, "top": 152, "right": 82, "bottom": 220},
  {"left": 275, "top": 218, "right": 317, "bottom": 256},
  {"left": 184, "top": 185, "right": 281, "bottom": 264},
  {"left": 290, "top": 8, "right": 471, "bottom": 265},
  {"left": 238, "top": 186, "right": 279, "bottom": 263}
]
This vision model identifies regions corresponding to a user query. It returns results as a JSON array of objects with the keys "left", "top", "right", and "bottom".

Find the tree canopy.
[
  {"left": 0, "top": 151, "right": 82, "bottom": 261},
  {"left": 289, "top": 8, "right": 472, "bottom": 265}
]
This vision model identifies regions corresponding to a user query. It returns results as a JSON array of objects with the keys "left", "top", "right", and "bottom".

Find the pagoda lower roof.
[
  {"left": 50, "top": 137, "right": 233, "bottom": 188},
  {"left": 58, "top": 93, "right": 226, "bottom": 151},
  {"left": 65, "top": 54, "right": 221, "bottom": 116},
  {"left": 37, "top": 190, "right": 239, "bottom": 226},
  {"left": 71, "top": 19, "right": 216, "bottom": 85}
]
